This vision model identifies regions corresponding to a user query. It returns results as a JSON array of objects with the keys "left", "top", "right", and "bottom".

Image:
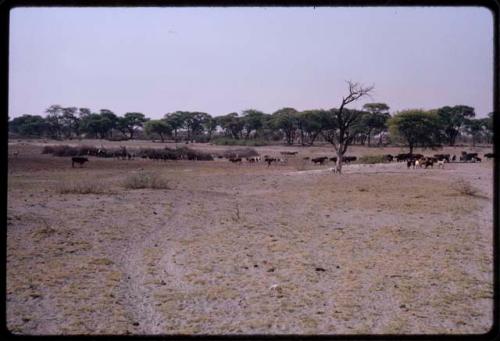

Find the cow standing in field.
[
  {"left": 407, "top": 159, "right": 415, "bottom": 169},
  {"left": 264, "top": 156, "right": 278, "bottom": 166},
  {"left": 311, "top": 156, "right": 328, "bottom": 165},
  {"left": 72, "top": 157, "right": 89, "bottom": 168},
  {"left": 229, "top": 157, "right": 242, "bottom": 164}
]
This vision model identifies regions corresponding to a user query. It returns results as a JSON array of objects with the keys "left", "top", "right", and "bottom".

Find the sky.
[{"left": 8, "top": 6, "right": 494, "bottom": 119}]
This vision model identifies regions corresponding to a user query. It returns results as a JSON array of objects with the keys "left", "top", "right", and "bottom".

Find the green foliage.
[
  {"left": 218, "top": 113, "right": 245, "bottom": 140},
  {"left": 388, "top": 109, "right": 442, "bottom": 153},
  {"left": 9, "top": 115, "right": 48, "bottom": 137},
  {"left": 144, "top": 119, "right": 172, "bottom": 142},
  {"left": 242, "top": 109, "right": 266, "bottom": 139},
  {"left": 271, "top": 107, "right": 299, "bottom": 145},
  {"left": 297, "top": 110, "right": 327, "bottom": 145},
  {"left": 437, "top": 105, "right": 475, "bottom": 146},
  {"left": 122, "top": 112, "right": 149, "bottom": 139}
]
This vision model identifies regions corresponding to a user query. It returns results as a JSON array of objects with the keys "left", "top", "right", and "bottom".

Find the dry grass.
[
  {"left": 452, "top": 178, "right": 482, "bottom": 197},
  {"left": 123, "top": 172, "right": 170, "bottom": 190},
  {"left": 57, "top": 180, "right": 110, "bottom": 194}
]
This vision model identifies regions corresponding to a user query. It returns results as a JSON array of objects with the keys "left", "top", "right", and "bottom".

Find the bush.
[
  {"left": 78, "top": 145, "right": 98, "bottom": 156},
  {"left": 57, "top": 180, "right": 109, "bottom": 194},
  {"left": 106, "top": 135, "right": 129, "bottom": 141},
  {"left": 136, "top": 147, "right": 213, "bottom": 161},
  {"left": 211, "top": 137, "right": 269, "bottom": 146},
  {"left": 42, "top": 144, "right": 99, "bottom": 157},
  {"left": 452, "top": 179, "right": 481, "bottom": 197},
  {"left": 174, "top": 146, "right": 214, "bottom": 160},
  {"left": 123, "top": 172, "right": 170, "bottom": 190},
  {"left": 51, "top": 145, "right": 80, "bottom": 157},
  {"left": 222, "top": 148, "right": 259, "bottom": 159},
  {"left": 357, "top": 155, "right": 390, "bottom": 164},
  {"left": 42, "top": 145, "right": 55, "bottom": 154}
]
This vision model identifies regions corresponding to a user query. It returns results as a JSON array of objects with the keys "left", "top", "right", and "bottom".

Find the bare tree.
[{"left": 322, "top": 81, "right": 374, "bottom": 174}]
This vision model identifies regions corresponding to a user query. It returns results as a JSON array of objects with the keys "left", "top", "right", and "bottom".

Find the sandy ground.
[{"left": 6, "top": 140, "right": 494, "bottom": 335}]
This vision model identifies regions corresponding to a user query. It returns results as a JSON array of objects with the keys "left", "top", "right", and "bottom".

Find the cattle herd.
[{"left": 40, "top": 144, "right": 494, "bottom": 169}]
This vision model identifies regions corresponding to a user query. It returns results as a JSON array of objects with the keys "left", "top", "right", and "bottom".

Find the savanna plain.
[{"left": 7, "top": 140, "right": 494, "bottom": 335}]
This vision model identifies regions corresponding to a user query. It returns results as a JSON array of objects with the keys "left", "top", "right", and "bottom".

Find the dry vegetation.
[
  {"left": 123, "top": 172, "right": 171, "bottom": 190},
  {"left": 6, "top": 139, "right": 494, "bottom": 335},
  {"left": 57, "top": 179, "right": 111, "bottom": 194}
]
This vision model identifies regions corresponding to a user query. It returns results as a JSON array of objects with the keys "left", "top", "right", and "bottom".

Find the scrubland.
[{"left": 7, "top": 140, "right": 494, "bottom": 335}]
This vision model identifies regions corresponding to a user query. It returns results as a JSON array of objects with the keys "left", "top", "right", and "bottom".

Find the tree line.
[
  {"left": 8, "top": 81, "right": 494, "bottom": 173},
  {"left": 9, "top": 102, "right": 493, "bottom": 148}
]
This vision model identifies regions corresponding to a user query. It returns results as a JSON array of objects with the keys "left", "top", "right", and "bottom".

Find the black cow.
[
  {"left": 229, "top": 157, "right": 242, "bottom": 164},
  {"left": 342, "top": 156, "right": 357, "bottom": 163},
  {"left": 264, "top": 156, "right": 278, "bottom": 166},
  {"left": 484, "top": 153, "right": 494, "bottom": 159},
  {"left": 311, "top": 156, "right": 328, "bottom": 165},
  {"left": 434, "top": 154, "right": 450, "bottom": 162},
  {"left": 72, "top": 157, "right": 89, "bottom": 168}
]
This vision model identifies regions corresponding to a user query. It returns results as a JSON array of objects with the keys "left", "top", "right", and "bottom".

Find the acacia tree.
[
  {"left": 181, "top": 112, "right": 210, "bottom": 142},
  {"left": 361, "top": 103, "right": 391, "bottom": 146},
  {"left": 99, "top": 109, "right": 118, "bottom": 138},
  {"left": 437, "top": 105, "right": 475, "bottom": 146},
  {"left": 297, "top": 110, "right": 326, "bottom": 146},
  {"left": 203, "top": 116, "right": 219, "bottom": 141},
  {"left": 242, "top": 109, "right": 265, "bottom": 139},
  {"left": 164, "top": 111, "right": 186, "bottom": 142},
  {"left": 218, "top": 113, "right": 244, "bottom": 139},
  {"left": 144, "top": 119, "right": 172, "bottom": 142},
  {"left": 9, "top": 115, "right": 48, "bottom": 137},
  {"left": 122, "top": 112, "right": 148, "bottom": 139},
  {"left": 388, "top": 109, "right": 442, "bottom": 154},
  {"left": 271, "top": 108, "right": 298, "bottom": 145},
  {"left": 45, "top": 104, "right": 64, "bottom": 139},
  {"left": 321, "top": 81, "right": 374, "bottom": 174}
]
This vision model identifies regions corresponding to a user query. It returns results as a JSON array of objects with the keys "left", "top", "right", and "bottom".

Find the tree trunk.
[
  {"left": 367, "top": 129, "right": 372, "bottom": 146},
  {"left": 336, "top": 148, "right": 343, "bottom": 174},
  {"left": 409, "top": 143, "right": 414, "bottom": 155}
]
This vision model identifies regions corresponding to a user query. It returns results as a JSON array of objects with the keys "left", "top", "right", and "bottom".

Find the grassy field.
[{"left": 7, "top": 139, "right": 494, "bottom": 335}]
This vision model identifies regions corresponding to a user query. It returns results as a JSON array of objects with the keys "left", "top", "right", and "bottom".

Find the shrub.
[
  {"left": 78, "top": 145, "right": 98, "bottom": 156},
  {"left": 174, "top": 146, "right": 214, "bottom": 160},
  {"left": 452, "top": 179, "right": 481, "bottom": 197},
  {"left": 222, "top": 148, "right": 259, "bottom": 159},
  {"left": 357, "top": 155, "right": 389, "bottom": 164},
  {"left": 123, "top": 172, "right": 170, "bottom": 190},
  {"left": 51, "top": 145, "right": 80, "bottom": 157},
  {"left": 42, "top": 145, "right": 55, "bottom": 154},
  {"left": 106, "top": 135, "right": 129, "bottom": 141},
  {"left": 211, "top": 137, "right": 269, "bottom": 146},
  {"left": 57, "top": 180, "right": 109, "bottom": 194},
  {"left": 137, "top": 147, "right": 213, "bottom": 161}
]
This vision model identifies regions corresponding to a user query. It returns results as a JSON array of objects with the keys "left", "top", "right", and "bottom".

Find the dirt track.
[{"left": 7, "top": 140, "right": 494, "bottom": 334}]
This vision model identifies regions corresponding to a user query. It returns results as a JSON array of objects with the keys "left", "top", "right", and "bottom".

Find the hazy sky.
[{"left": 9, "top": 6, "right": 493, "bottom": 119}]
